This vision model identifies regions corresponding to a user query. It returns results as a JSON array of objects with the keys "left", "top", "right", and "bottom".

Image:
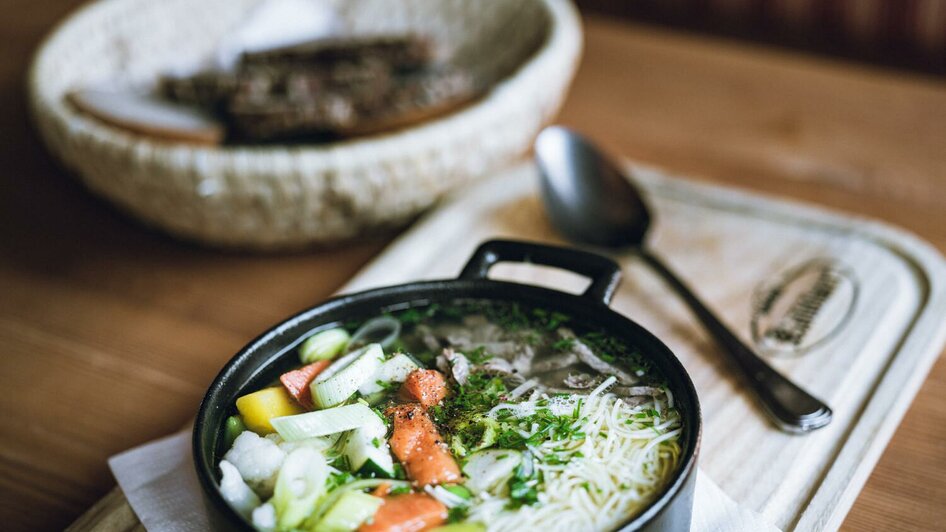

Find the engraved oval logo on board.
[{"left": 751, "top": 258, "right": 858, "bottom": 357}]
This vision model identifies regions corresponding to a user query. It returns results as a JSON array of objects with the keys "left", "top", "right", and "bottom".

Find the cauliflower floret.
[
  {"left": 251, "top": 502, "right": 276, "bottom": 532},
  {"left": 219, "top": 460, "right": 261, "bottom": 519},
  {"left": 223, "top": 431, "right": 286, "bottom": 498}
]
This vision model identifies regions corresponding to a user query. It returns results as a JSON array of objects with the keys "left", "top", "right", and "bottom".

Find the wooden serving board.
[
  {"left": 71, "top": 163, "right": 946, "bottom": 532},
  {"left": 343, "top": 163, "right": 946, "bottom": 531}
]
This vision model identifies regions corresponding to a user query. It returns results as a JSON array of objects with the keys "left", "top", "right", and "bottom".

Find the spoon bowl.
[
  {"left": 535, "top": 126, "right": 651, "bottom": 248},
  {"left": 534, "top": 126, "right": 833, "bottom": 433}
]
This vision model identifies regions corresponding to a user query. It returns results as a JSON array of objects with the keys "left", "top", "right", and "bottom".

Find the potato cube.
[{"left": 236, "top": 387, "right": 304, "bottom": 434}]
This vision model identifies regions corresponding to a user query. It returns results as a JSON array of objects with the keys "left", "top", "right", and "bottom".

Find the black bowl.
[{"left": 194, "top": 239, "right": 702, "bottom": 531}]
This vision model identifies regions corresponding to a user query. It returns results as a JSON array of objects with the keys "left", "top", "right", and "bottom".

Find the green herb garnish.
[
  {"left": 390, "top": 484, "right": 412, "bottom": 495},
  {"left": 447, "top": 505, "right": 470, "bottom": 522},
  {"left": 392, "top": 463, "right": 407, "bottom": 480},
  {"left": 551, "top": 337, "right": 576, "bottom": 351},
  {"left": 506, "top": 453, "right": 540, "bottom": 509},
  {"left": 326, "top": 471, "right": 356, "bottom": 490},
  {"left": 466, "top": 346, "right": 494, "bottom": 364}
]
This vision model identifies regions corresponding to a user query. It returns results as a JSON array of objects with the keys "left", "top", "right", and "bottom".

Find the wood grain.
[
  {"left": 0, "top": 3, "right": 943, "bottom": 531},
  {"left": 65, "top": 488, "right": 140, "bottom": 532},
  {"left": 554, "top": 18, "right": 946, "bottom": 532}
]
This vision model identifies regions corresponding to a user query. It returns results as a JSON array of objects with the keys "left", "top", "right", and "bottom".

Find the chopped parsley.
[
  {"left": 466, "top": 346, "right": 494, "bottom": 364},
  {"left": 506, "top": 454, "right": 540, "bottom": 509},
  {"left": 579, "top": 330, "right": 654, "bottom": 374},
  {"left": 326, "top": 471, "right": 356, "bottom": 490},
  {"left": 391, "top": 463, "right": 407, "bottom": 481},
  {"left": 389, "top": 304, "right": 442, "bottom": 325},
  {"left": 436, "top": 373, "right": 509, "bottom": 455},
  {"left": 495, "top": 407, "right": 586, "bottom": 449},
  {"left": 390, "top": 484, "right": 412, "bottom": 495},
  {"left": 530, "top": 308, "right": 571, "bottom": 331},
  {"left": 428, "top": 404, "right": 445, "bottom": 424},
  {"left": 552, "top": 337, "right": 576, "bottom": 351},
  {"left": 508, "top": 479, "right": 538, "bottom": 508},
  {"left": 521, "top": 330, "right": 542, "bottom": 346},
  {"left": 447, "top": 505, "right": 470, "bottom": 523},
  {"left": 424, "top": 301, "right": 570, "bottom": 332},
  {"left": 444, "top": 373, "right": 509, "bottom": 415},
  {"left": 374, "top": 379, "right": 397, "bottom": 392}
]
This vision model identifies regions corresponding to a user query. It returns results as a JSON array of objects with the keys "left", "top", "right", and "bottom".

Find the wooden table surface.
[{"left": 3, "top": 4, "right": 945, "bottom": 531}]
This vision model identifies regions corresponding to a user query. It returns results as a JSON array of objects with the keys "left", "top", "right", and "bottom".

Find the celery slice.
[
  {"left": 313, "top": 491, "right": 383, "bottom": 532},
  {"left": 311, "top": 479, "right": 410, "bottom": 521},
  {"left": 343, "top": 415, "right": 394, "bottom": 477}
]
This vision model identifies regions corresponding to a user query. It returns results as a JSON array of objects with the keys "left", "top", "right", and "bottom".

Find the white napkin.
[
  {"left": 109, "top": 430, "right": 780, "bottom": 532},
  {"left": 109, "top": 430, "right": 211, "bottom": 531}
]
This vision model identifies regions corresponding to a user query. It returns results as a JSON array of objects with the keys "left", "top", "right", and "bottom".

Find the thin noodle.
[{"left": 472, "top": 388, "right": 682, "bottom": 532}]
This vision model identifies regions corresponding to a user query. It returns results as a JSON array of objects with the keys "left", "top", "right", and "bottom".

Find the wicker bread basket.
[{"left": 29, "top": 0, "right": 582, "bottom": 249}]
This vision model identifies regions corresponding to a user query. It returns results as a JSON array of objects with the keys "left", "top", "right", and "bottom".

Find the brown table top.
[{"left": 3, "top": 4, "right": 945, "bottom": 531}]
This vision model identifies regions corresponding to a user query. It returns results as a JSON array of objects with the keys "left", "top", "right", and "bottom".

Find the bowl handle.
[{"left": 458, "top": 239, "right": 622, "bottom": 306}]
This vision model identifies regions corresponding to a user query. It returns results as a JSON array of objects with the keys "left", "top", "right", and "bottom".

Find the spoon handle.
[{"left": 639, "top": 250, "right": 833, "bottom": 433}]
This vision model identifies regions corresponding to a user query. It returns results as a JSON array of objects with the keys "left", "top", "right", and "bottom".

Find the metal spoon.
[{"left": 534, "top": 125, "right": 832, "bottom": 433}]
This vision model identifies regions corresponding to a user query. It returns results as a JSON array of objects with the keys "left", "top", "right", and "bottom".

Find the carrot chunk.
[
  {"left": 386, "top": 404, "right": 461, "bottom": 486},
  {"left": 399, "top": 369, "right": 448, "bottom": 408},
  {"left": 359, "top": 493, "right": 447, "bottom": 532},
  {"left": 278, "top": 360, "right": 330, "bottom": 409}
]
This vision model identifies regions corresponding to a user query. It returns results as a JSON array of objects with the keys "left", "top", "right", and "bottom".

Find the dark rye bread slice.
[
  {"left": 232, "top": 60, "right": 394, "bottom": 102},
  {"left": 226, "top": 66, "right": 482, "bottom": 142},
  {"left": 240, "top": 35, "right": 434, "bottom": 70},
  {"left": 158, "top": 34, "right": 478, "bottom": 143},
  {"left": 335, "top": 67, "right": 486, "bottom": 137},
  {"left": 161, "top": 57, "right": 393, "bottom": 108},
  {"left": 160, "top": 71, "right": 238, "bottom": 109}
]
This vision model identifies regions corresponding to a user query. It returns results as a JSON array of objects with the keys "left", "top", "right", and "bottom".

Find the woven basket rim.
[
  {"left": 28, "top": 0, "right": 581, "bottom": 165},
  {"left": 25, "top": 0, "right": 583, "bottom": 249}
]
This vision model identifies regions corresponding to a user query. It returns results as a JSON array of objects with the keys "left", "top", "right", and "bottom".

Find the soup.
[{"left": 216, "top": 300, "right": 682, "bottom": 531}]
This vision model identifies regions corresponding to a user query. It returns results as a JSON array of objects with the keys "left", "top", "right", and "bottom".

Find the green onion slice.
[
  {"left": 299, "top": 328, "right": 350, "bottom": 363},
  {"left": 271, "top": 402, "right": 378, "bottom": 441},
  {"left": 311, "top": 344, "right": 385, "bottom": 408}
]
